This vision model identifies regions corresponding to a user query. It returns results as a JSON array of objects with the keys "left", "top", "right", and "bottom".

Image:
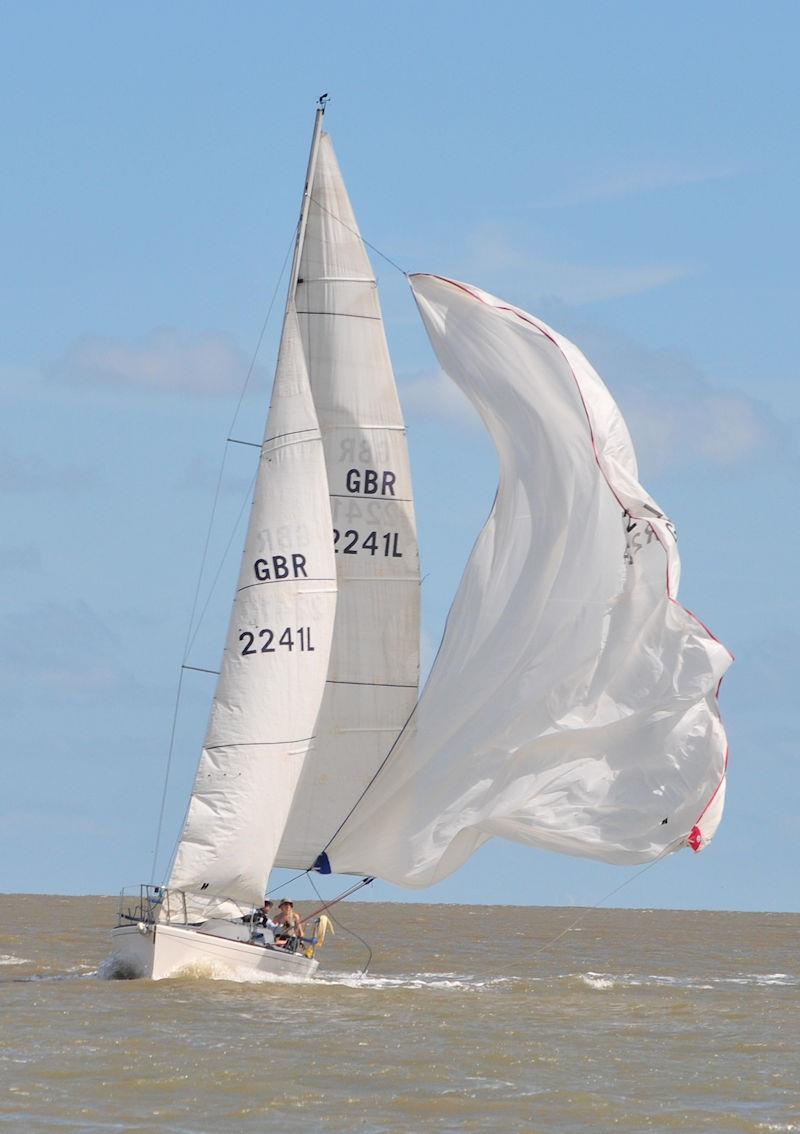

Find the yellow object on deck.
[{"left": 316, "top": 915, "right": 334, "bottom": 947}]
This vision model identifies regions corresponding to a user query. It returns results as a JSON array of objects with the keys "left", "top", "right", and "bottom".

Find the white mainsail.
[
  {"left": 168, "top": 305, "right": 337, "bottom": 908},
  {"left": 275, "top": 133, "right": 421, "bottom": 869},
  {"left": 327, "top": 274, "right": 731, "bottom": 887}
]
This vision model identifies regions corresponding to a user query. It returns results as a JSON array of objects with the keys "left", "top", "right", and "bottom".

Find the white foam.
[
  {"left": 579, "top": 972, "right": 615, "bottom": 990},
  {"left": 311, "top": 971, "right": 514, "bottom": 992},
  {"left": 0, "top": 953, "right": 30, "bottom": 966}
]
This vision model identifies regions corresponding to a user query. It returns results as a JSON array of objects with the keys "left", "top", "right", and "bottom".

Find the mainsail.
[
  {"left": 326, "top": 274, "right": 731, "bottom": 887},
  {"left": 167, "top": 305, "right": 337, "bottom": 908},
  {"left": 274, "top": 133, "right": 421, "bottom": 869}
]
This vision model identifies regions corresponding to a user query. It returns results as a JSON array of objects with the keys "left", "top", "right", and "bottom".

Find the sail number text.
[
  {"left": 239, "top": 627, "right": 315, "bottom": 655},
  {"left": 345, "top": 467, "right": 396, "bottom": 496},
  {"left": 253, "top": 554, "right": 307, "bottom": 581},
  {"left": 333, "top": 529, "right": 402, "bottom": 557}
]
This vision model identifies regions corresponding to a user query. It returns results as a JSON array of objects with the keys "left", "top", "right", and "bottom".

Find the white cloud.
[
  {"left": 463, "top": 224, "right": 694, "bottom": 305},
  {"left": 400, "top": 368, "right": 480, "bottom": 430},
  {"left": 0, "top": 543, "right": 43, "bottom": 575},
  {"left": 175, "top": 453, "right": 257, "bottom": 495},
  {"left": 397, "top": 313, "right": 788, "bottom": 476},
  {"left": 49, "top": 327, "right": 258, "bottom": 396},
  {"left": 0, "top": 452, "right": 96, "bottom": 492},
  {"left": 621, "top": 388, "right": 778, "bottom": 475},
  {"left": 0, "top": 600, "right": 132, "bottom": 696},
  {"left": 532, "top": 162, "right": 735, "bottom": 209},
  {"left": 550, "top": 314, "right": 789, "bottom": 476}
]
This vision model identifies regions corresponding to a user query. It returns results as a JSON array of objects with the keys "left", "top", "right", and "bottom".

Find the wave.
[{"left": 572, "top": 970, "right": 798, "bottom": 991}]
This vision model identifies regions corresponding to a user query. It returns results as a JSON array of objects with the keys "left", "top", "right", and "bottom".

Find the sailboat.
[{"left": 110, "top": 99, "right": 731, "bottom": 981}]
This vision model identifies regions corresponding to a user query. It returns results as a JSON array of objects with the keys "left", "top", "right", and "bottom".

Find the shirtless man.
[{"left": 274, "top": 899, "right": 304, "bottom": 946}]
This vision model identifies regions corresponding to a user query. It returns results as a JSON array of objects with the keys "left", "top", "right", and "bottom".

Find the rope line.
[
  {"left": 149, "top": 226, "right": 297, "bottom": 884},
  {"left": 531, "top": 848, "right": 674, "bottom": 956},
  {"left": 307, "top": 195, "right": 408, "bottom": 277},
  {"left": 307, "top": 872, "right": 374, "bottom": 976},
  {"left": 226, "top": 227, "right": 298, "bottom": 440},
  {"left": 266, "top": 869, "right": 310, "bottom": 898}
]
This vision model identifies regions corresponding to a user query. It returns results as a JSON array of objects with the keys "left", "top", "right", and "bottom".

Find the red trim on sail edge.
[{"left": 411, "top": 273, "right": 731, "bottom": 847}]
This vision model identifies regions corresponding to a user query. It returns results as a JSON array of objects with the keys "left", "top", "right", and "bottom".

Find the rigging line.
[
  {"left": 317, "top": 439, "right": 501, "bottom": 857},
  {"left": 266, "top": 870, "right": 309, "bottom": 898},
  {"left": 184, "top": 465, "right": 258, "bottom": 661},
  {"left": 307, "top": 195, "right": 408, "bottom": 277},
  {"left": 150, "top": 226, "right": 297, "bottom": 884},
  {"left": 150, "top": 667, "right": 185, "bottom": 883},
  {"left": 318, "top": 522, "right": 466, "bottom": 854},
  {"left": 226, "top": 225, "right": 299, "bottom": 439},
  {"left": 530, "top": 846, "right": 675, "bottom": 957},
  {"left": 183, "top": 223, "right": 298, "bottom": 660},
  {"left": 318, "top": 698, "right": 419, "bottom": 856},
  {"left": 307, "top": 872, "right": 374, "bottom": 977}
]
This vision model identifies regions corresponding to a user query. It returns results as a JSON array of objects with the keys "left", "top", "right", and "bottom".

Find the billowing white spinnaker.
[
  {"left": 168, "top": 306, "right": 337, "bottom": 912},
  {"left": 275, "top": 133, "right": 420, "bottom": 870},
  {"left": 327, "top": 275, "right": 731, "bottom": 886}
]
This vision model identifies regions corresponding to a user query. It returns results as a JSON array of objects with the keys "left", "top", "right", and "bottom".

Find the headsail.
[
  {"left": 326, "top": 274, "right": 731, "bottom": 887},
  {"left": 168, "top": 305, "right": 337, "bottom": 909},
  {"left": 275, "top": 133, "right": 421, "bottom": 869}
]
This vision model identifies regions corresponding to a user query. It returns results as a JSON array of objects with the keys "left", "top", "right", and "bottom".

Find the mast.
[
  {"left": 286, "top": 95, "right": 328, "bottom": 305},
  {"left": 165, "top": 96, "right": 339, "bottom": 914}
]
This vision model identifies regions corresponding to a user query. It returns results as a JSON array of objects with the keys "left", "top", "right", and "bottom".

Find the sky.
[{"left": 2, "top": 2, "right": 798, "bottom": 913}]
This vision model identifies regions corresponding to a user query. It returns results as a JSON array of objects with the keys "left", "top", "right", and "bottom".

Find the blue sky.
[{"left": 2, "top": 2, "right": 798, "bottom": 912}]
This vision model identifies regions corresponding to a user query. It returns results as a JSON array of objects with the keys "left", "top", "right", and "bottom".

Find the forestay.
[
  {"left": 275, "top": 133, "right": 421, "bottom": 869},
  {"left": 327, "top": 274, "right": 731, "bottom": 887},
  {"left": 168, "top": 306, "right": 337, "bottom": 910}
]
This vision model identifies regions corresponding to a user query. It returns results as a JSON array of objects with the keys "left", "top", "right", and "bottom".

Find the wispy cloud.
[
  {"left": 531, "top": 162, "right": 735, "bottom": 210},
  {"left": 400, "top": 368, "right": 480, "bottom": 430},
  {"left": 463, "top": 224, "right": 694, "bottom": 305},
  {"left": 0, "top": 600, "right": 132, "bottom": 696},
  {"left": 550, "top": 312, "right": 790, "bottom": 476},
  {"left": 0, "top": 452, "right": 97, "bottom": 492},
  {"left": 175, "top": 453, "right": 257, "bottom": 495},
  {"left": 48, "top": 328, "right": 259, "bottom": 396},
  {"left": 398, "top": 314, "right": 789, "bottom": 476},
  {"left": 0, "top": 543, "right": 43, "bottom": 575}
]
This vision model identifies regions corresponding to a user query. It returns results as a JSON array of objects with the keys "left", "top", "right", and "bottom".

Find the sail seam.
[
  {"left": 262, "top": 437, "right": 324, "bottom": 455},
  {"left": 296, "top": 310, "right": 382, "bottom": 321},
  {"left": 204, "top": 738, "right": 315, "bottom": 751},
  {"left": 263, "top": 427, "right": 320, "bottom": 446},
  {"left": 322, "top": 425, "right": 407, "bottom": 433},
  {"left": 237, "top": 578, "right": 336, "bottom": 593},
  {"left": 326, "top": 680, "right": 417, "bottom": 688},
  {"left": 330, "top": 493, "right": 413, "bottom": 502},
  {"left": 331, "top": 576, "right": 419, "bottom": 583},
  {"left": 302, "top": 276, "right": 375, "bottom": 283}
]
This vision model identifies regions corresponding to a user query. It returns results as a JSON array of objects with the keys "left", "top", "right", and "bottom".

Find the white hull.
[{"left": 108, "top": 923, "right": 319, "bottom": 982}]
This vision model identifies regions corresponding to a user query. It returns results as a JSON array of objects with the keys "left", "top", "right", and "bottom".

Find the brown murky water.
[{"left": 1, "top": 895, "right": 798, "bottom": 1132}]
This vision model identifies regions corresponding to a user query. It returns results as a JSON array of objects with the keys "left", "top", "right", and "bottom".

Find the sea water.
[{"left": 1, "top": 895, "right": 797, "bottom": 1133}]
